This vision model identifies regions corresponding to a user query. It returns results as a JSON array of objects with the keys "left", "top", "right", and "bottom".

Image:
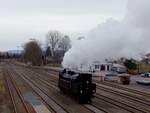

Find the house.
[
  {"left": 90, "top": 61, "right": 127, "bottom": 73},
  {"left": 111, "top": 64, "right": 127, "bottom": 73},
  {"left": 90, "top": 61, "right": 112, "bottom": 72}
]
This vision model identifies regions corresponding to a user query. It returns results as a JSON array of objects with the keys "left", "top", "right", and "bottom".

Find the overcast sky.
[{"left": 0, "top": 0, "right": 127, "bottom": 51}]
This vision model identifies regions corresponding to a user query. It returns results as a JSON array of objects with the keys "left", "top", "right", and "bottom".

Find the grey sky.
[{"left": 0, "top": 0, "right": 127, "bottom": 51}]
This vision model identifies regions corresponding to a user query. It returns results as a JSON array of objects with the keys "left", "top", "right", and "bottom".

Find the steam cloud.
[{"left": 62, "top": 0, "right": 150, "bottom": 68}]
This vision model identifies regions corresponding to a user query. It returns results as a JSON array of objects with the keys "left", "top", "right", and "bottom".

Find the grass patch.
[
  {"left": 129, "top": 63, "right": 150, "bottom": 74},
  {"left": 139, "top": 64, "right": 150, "bottom": 73},
  {"left": 46, "top": 63, "right": 62, "bottom": 67},
  {"left": 0, "top": 80, "right": 5, "bottom": 94},
  {"left": 0, "top": 69, "right": 12, "bottom": 113}
]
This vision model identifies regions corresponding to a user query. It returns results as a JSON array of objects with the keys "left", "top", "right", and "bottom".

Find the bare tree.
[
  {"left": 46, "top": 30, "right": 62, "bottom": 57},
  {"left": 58, "top": 35, "right": 71, "bottom": 55},
  {"left": 23, "top": 40, "right": 42, "bottom": 66}
]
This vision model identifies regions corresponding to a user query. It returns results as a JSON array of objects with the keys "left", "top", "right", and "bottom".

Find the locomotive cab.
[{"left": 58, "top": 68, "right": 96, "bottom": 103}]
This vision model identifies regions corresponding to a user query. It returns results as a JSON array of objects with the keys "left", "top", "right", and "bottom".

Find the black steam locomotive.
[{"left": 58, "top": 68, "right": 96, "bottom": 103}]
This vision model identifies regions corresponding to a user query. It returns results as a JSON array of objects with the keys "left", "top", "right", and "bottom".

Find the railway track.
[
  {"left": 24, "top": 66, "right": 150, "bottom": 113},
  {"left": 37, "top": 67, "right": 149, "bottom": 92},
  {"left": 40, "top": 67, "right": 150, "bottom": 99},
  {"left": 19, "top": 69, "right": 104, "bottom": 113},
  {"left": 27, "top": 67, "right": 150, "bottom": 113},
  {"left": 9, "top": 64, "right": 150, "bottom": 113},
  {"left": 3, "top": 68, "right": 32, "bottom": 113},
  {"left": 20, "top": 68, "right": 108, "bottom": 113},
  {"left": 11, "top": 65, "right": 99, "bottom": 113},
  {"left": 96, "top": 83, "right": 150, "bottom": 104},
  {"left": 27, "top": 67, "right": 150, "bottom": 98},
  {"left": 97, "top": 81, "right": 150, "bottom": 98},
  {"left": 11, "top": 68, "right": 69, "bottom": 113},
  {"left": 95, "top": 94, "right": 144, "bottom": 113},
  {"left": 14, "top": 66, "right": 140, "bottom": 113},
  {"left": 18, "top": 68, "right": 119, "bottom": 113}
]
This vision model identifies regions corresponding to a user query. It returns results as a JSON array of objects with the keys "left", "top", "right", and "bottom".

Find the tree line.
[{"left": 23, "top": 30, "right": 71, "bottom": 66}]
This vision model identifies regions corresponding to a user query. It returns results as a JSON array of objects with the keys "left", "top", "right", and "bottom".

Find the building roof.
[{"left": 113, "top": 64, "right": 126, "bottom": 68}]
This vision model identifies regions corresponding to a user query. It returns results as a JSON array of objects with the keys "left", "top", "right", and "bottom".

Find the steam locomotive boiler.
[{"left": 58, "top": 68, "right": 96, "bottom": 103}]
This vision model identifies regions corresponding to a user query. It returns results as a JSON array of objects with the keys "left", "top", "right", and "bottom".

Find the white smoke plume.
[{"left": 62, "top": 0, "right": 150, "bottom": 68}]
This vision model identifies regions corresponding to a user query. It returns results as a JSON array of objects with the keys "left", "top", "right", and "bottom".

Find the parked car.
[
  {"left": 141, "top": 73, "right": 150, "bottom": 77},
  {"left": 105, "top": 71, "right": 118, "bottom": 76}
]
